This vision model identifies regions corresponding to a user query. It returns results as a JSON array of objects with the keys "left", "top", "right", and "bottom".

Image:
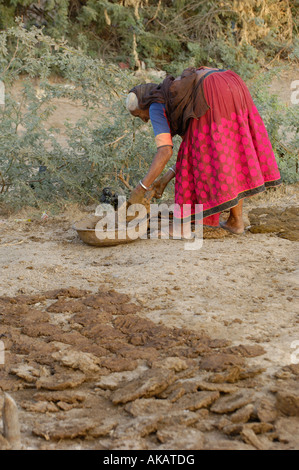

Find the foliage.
[
  {"left": 0, "top": 20, "right": 298, "bottom": 211},
  {"left": 0, "top": 21, "right": 165, "bottom": 208},
  {"left": 0, "top": 0, "right": 298, "bottom": 78}
]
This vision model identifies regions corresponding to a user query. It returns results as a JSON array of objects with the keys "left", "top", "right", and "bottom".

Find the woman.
[{"left": 126, "top": 67, "right": 281, "bottom": 235}]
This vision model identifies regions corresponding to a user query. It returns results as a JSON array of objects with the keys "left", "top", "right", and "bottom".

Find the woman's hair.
[{"left": 125, "top": 92, "right": 139, "bottom": 111}]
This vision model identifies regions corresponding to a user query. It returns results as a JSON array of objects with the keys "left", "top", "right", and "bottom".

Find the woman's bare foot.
[
  {"left": 220, "top": 220, "right": 244, "bottom": 234},
  {"left": 220, "top": 199, "right": 245, "bottom": 234}
]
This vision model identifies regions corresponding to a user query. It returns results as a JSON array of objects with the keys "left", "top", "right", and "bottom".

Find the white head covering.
[{"left": 126, "top": 92, "right": 139, "bottom": 112}]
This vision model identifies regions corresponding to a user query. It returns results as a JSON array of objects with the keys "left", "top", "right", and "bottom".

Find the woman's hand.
[
  {"left": 151, "top": 177, "right": 168, "bottom": 199},
  {"left": 127, "top": 184, "right": 146, "bottom": 206}
]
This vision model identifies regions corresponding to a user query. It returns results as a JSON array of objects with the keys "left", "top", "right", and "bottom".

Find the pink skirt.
[{"left": 174, "top": 70, "right": 281, "bottom": 225}]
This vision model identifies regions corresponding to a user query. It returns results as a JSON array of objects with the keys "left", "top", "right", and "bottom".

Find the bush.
[
  {"left": 0, "top": 22, "right": 298, "bottom": 211},
  {"left": 0, "top": 21, "right": 166, "bottom": 208}
]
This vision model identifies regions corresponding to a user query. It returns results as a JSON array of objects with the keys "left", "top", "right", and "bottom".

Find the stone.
[
  {"left": 156, "top": 426, "right": 205, "bottom": 450},
  {"left": 95, "top": 366, "right": 148, "bottom": 391},
  {"left": 43, "top": 287, "right": 90, "bottom": 299},
  {"left": 256, "top": 397, "right": 277, "bottom": 423},
  {"left": 197, "top": 380, "right": 239, "bottom": 393},
  {"left": 274, "top": 417, "right": 299, "bottom": 447},
  {"left": 33, "top": 391, "right": 86, "bottom": 404},
  {"left": 99, "top": 357, "right": 138, "bottom": 372},
  {"left": 10, "top": 363, "right": 51, "bottom": 384},
  {"left": 175, "top": 391, "right": 220, "bottom": 411},
  {"left": 204, "top": 435, "right": 255, "bottom": 450},
  {"left": 149, "top": 357, "right": 189, "bottom": 372},
  {"left": 36, "top": 371, "right": 86, "bottom": 390},
  {"left": 124, "top": 398, "right": 173, "bottom": 417},
  {"left": 240, "top": 427, "right": 271, "bottom": 450},
  {"left": 46, "top": 299, "right": 85, "bottom": 313},
  {"left": 230, "top": 404, "right": 254, "bottom": 423},
  {"left": 88, "top": 418, "right": 118, "bottom": 438},
  {"left": 52, "top": 348, "right": 101, "bottom": 374},
  {"left": 21, "top": 401, "right": 59, "bottom": 412},
  {"left": 21, "top": 323, "right": 61, "bottom": 338},
  {"left": 210, "top": 390, "right": 255, "bottom": 414},
  {"left": 200, "top": 354, "right": 244, "bottom": 372},
  {"left": 276, "top": 386, "right": 299, "bottom": 416},
  {"left": 226, "top": 344, "right": 266, "bottom": 357},
  {"left": 114, "top": 416, "right": 161, "bottom": 439},
  {"left": 159, "top": 411, "right": 202, "bottom": 427},
  {"left": 110, "top": 369, "right": 176, "bottom": 405},
  {"left": 0, "top": 435, "right": 11, "bottom": 450},
  {"left": 32, "top": 418, "right": 96, "bottom": 440}
]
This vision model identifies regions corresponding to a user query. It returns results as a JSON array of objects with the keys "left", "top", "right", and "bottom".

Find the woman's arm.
[
  {"left": 141, "top": 146, "right": 173, "bottom": 188},
  {"left": 128, "top": 146, "right": 173, "bottom": 205}
]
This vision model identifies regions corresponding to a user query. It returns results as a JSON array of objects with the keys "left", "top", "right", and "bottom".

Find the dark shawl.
[{"left": 130, "top": 67, "right": 215, "bottom": 137}]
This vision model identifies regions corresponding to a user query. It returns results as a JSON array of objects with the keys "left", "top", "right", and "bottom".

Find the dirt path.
[{"left": 0, "top": 185, "right": 298, "bottom": 450}]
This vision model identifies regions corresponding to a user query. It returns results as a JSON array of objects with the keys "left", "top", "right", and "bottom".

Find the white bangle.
[
  {"left": 139, "top": 180, "right": 149, "bottom": 191},
  {"left": 169, "top": 167, "right": 176, "bottom": 174}
]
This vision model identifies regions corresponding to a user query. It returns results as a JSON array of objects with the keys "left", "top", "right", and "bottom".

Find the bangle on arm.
[
  {"left": 169, "top": 166, "right": 176, "bottom": 175},
  {"left": 139, "top": 180, "right": 150, "bottom": 191}
]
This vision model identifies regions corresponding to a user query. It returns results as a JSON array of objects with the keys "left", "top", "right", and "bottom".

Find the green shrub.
[{"left": 0, "top": 22, "right": 298, "bottom": 212}]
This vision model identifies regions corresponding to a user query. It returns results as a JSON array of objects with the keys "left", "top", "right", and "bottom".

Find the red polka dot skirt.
[{"left": 174, "top": 70, "right": 282, "bottom": 226}]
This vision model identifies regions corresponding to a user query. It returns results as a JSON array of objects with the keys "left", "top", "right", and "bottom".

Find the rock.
[
  {"left": 33, "top": 391, "right": 86, "bottom": 404},
  {"left": 43, "top": 287, "right": 90, "bottom": 299},
  {"left": 88, "top": 418, "right": 118, "bottom": 438},
  {"left": 99, "top": 357, "right": 138, "bottom": 372},
  {"left": 175, "top": 391, "right": 220, "bottom": 411},
  {"left": 114, "top": 416, "right": 161, "bottom": 439},
  {"left": 240, "top": 427, "right": 271, "bottom": 450},
  {"left": 210, "top": 390, "right": 255, "bottom": 414},
  {"left": 156, "top": 426, "right": 205, "bottom": 450},
  {"left": 209, "top": 366, "right": 264, "bottom": 384},
  {"left": 124, "top": 398, "right": 173, "bottom": 417},
  {"left": 52, "top": 349, "right": 101, "bottom": 374},
  {"left": 14, "top": 294, "right": 46, "bottom": 304},
  {"left": 226, "top": 344, "right": 266, "bottom": 357},
  {"left": 46, "top": 299, "right": 86, "bottom": 313},
  {"left": 204, "top": 434, "right": 255, "bottom": 450},
  {"left": 103, "top": 437, "right": 149, "bottom": 450},
  {"left": 0, "top": 434, "right": 11, "bottom": 450},
  {"left": 230, "top": 404, "right": 254, "bottom": 423},
  {"left": 200, "top": 354, "right": 244, "bottom": 372},
  {"left": 110, "top": 369, "right": 176, "bottom": 405},
  {"left": 276, "top": 386, "right": 299, "bottom": 416},
  {"left": 36, "top": 371, "right": 86, "bottom": 390},
  {"left": 256, "top": 397, "right": 277, "bottom": 423},
  {"left": 95, "top": 366, "right": 148, "bottom": 391},
  {"left": 10, "top": 363, "right": 51, "bottom": 384},
  {"left": 197, "top": 380, "right": 239, "bottom": 394},
  {"left": 32, "top": 418, "right": 96, "bottom": 440},
  {"left": 21, "top": 323, "right": 61, "bottom": 338},
  {"left": 159, "top": 410, "right": 202, "bottom": 427},
  {"left": 21, "top": 401, "right": 59, "bottom": 412},
  {"left": 222, "top": 421, "right": 273, "bottom": 437},
  {"left": 2, "top": 394, "right": 21, "bottom": 450},
  {"left": 149, "top": 357, "right": 189, "bottom": 372},
  {"left": 274, "top": 417, "right": 299, "bottom": 447}
]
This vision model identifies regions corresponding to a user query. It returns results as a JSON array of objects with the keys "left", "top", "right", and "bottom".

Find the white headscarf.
[{"left": 126, "top": 92, "right": 139, "bottom": 111}]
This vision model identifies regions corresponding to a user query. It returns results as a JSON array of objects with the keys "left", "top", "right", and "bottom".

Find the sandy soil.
[{"left": 0, "top": 184, "right": 298, "bottom": 450}]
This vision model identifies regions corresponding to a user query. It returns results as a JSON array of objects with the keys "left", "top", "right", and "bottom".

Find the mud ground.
[{"left": 0, "top": 184, "right": 298, "bottom": 450}]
